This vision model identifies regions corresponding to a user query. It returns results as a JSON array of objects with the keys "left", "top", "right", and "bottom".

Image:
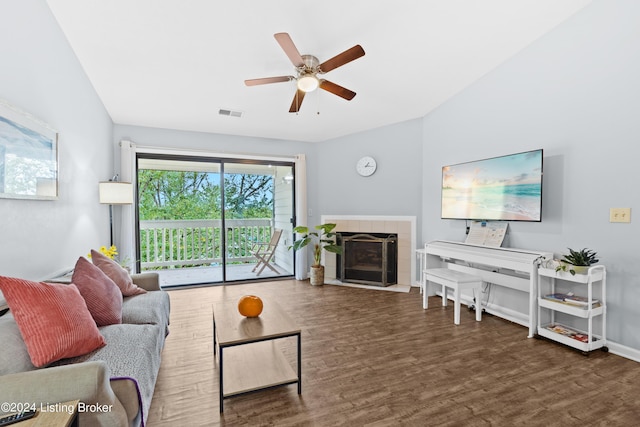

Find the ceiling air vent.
[{"left": 219, "top": 108, "right": 243, "bottom": 118}]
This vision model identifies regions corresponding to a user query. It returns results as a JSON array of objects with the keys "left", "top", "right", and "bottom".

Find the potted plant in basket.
[
  {"left": 289, "top": 223, "right": 342, "bottom": 286},
  {"left": 555, "top": 248, "right": 599, "bottom": 275}
]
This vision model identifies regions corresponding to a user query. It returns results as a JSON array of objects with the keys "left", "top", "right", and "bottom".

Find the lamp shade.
[
  {"left": 297, "top": 75, "right": 319, "bottom": 92},
  {"left": 99, "top": 182, "right": 133, "bottom": 205}
]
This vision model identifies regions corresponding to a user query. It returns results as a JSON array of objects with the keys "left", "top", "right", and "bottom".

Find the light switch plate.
[{"left": 610, "top": 208, "right": 631, "bottom": 223}]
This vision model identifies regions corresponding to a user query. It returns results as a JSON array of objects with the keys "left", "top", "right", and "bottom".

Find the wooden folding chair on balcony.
[{"left": 251, "top": 228, "right": 283, "bottom": 275}]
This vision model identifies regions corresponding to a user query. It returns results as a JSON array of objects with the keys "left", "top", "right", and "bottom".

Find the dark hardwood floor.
[{"left": 147, "top": 280, "right": 640, "bottom": 426}]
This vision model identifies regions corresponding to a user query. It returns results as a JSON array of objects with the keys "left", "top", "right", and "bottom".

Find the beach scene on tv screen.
[{"left": 442, "top": 150, "right": 542, "bottom": 221}]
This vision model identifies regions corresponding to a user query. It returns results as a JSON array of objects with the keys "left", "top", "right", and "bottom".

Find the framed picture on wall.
[{"left": 0, "top": 100, "right": 58, "bottom": 200}]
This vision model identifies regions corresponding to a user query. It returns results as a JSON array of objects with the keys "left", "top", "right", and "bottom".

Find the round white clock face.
[{"left": 356, "top": 156, "right": 377, "bottom": 177}]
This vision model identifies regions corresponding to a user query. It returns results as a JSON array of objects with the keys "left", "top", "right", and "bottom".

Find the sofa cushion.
[
  {"left": 0, "top": 312, "right": 37, "bottom": 375},
  {"left": 91, "top": 250, "right": 147, "bottom": 296},
  {"left": 0, "top": 276, "right": 106, "bottom": 367},
  {"left": 122, "top": 291, "right": 170, "bottom": 330},
  {"left": 72, "top": 257, "right": 123, "bottom": 326},
  {"left": 54, "top": 323, "right": 165, "bottom": 424}
]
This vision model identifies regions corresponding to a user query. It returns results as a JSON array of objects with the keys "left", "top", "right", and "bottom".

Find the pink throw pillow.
[
  {"left": 0, "top": 276, "right": 106, "bottom": 367},
  {"left": 91, "top": 249, "right": 147, "bottom": 296},
  {"left": 72, "top": 257, "right": 123, "bottom": 326}
]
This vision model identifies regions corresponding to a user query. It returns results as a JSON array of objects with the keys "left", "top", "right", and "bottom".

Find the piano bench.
[{"left": 423, "top": 268, "right": 483, "bottom": 325}]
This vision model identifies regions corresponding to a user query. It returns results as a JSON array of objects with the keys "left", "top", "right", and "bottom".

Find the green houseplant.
[
  {"left": 289, "top": 223, "right": 342, "bottom": 285},
  {"left": 555, "top": 248, "right": 599, "bottom": 275}
]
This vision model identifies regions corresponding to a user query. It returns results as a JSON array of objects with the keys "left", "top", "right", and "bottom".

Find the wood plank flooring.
[{"left": 147, "top": 280, "right": 640, "bottom": 426}]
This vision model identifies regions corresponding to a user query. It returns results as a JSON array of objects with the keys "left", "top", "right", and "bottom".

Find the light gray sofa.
[{"left": 0, "top": 273, "right": 170, "bottom": 427}]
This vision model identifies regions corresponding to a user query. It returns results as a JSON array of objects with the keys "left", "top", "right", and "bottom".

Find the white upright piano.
[{"left": 420, "top": 240, "right": 553, "bottom": 337}]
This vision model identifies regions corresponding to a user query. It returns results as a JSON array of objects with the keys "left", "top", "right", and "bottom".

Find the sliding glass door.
[
  {"left": 136, "top": 155, "right": 295, "bottom": 287},
  {"left": 223, "top": 162, "right": 295, "bottom": 281}
]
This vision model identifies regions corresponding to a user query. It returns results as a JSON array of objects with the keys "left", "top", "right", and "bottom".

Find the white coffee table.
[{"left": 213, "top": 298, "right": 301, "bottom": 412}]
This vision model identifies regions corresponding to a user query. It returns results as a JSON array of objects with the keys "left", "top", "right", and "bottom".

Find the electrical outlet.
[{"left": 610, "top": 208, "right": 631, "bottom": 223}]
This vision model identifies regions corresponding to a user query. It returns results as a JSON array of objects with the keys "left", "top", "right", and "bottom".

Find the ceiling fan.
[{"left": 245, "top": 33, "right": 365, "bottom": 113}]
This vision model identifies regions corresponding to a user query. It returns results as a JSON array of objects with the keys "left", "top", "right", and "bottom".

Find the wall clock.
[{"left": 356, "top": 156, "right": 377, "bottom": 177}]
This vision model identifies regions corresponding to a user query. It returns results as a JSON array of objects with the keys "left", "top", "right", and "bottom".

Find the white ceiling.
[{"left": 45, "top": 0, "right": 592, "bottom": 143}]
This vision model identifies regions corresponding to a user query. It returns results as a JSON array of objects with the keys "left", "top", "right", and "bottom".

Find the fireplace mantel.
[{"left": 320, "top": 215, "right": 417, "bottom": 286}]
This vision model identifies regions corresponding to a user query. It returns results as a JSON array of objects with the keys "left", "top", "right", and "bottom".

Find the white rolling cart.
[{"left": 536, "top": 265, "right": 608, "bottom": 354}]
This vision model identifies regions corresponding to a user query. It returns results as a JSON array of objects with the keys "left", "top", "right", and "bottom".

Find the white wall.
[
  {"left": 421, "top": 0, "right": 640, "bottom": 350},
  {"left": 3, "top": 0, "right": 639, "bottom": 356},
  {"left": 112, "top": 122, "right": 424, "bottom": 277},
  {"left": 312, "top": 119, "right": 424, "bottom": 239},
  {"left": 113, "top": 124, "right": 312, "bottom": 162},
  {"left": 112, "top": 126, "right": 313, "bottom": 184},
  {"left": 0, "top": 0, "right": 113, "bottom": 280}
]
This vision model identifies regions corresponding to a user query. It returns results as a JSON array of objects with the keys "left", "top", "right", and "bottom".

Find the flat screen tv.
[{"left": 441, "top": 149, "right": 543, "bottom": 222}]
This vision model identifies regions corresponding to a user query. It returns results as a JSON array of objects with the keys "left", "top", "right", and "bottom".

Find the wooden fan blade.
[
  {"left": 319, "top": 80, "right": 356, "bottom": 100},
  {"left": 274, "top": 33, "right": 304, "bottom": 68},
  {"left": 289, "top": 89, "right": 306, "bottom": 113},
  {"left": 319, "top": 45, "right": 365, "bottom": 73},
  {"left": 245, "top": 76, "right": 293, "bottom": 86}
]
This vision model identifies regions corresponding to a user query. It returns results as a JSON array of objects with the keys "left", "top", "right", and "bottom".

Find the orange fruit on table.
[{"left": 238, "top": 295, "right": 263, "bottom": 318}]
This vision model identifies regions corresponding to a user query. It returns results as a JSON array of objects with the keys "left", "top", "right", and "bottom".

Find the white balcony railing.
[{"left": 139, "top": 218, "right": 273, "bottom": 270}]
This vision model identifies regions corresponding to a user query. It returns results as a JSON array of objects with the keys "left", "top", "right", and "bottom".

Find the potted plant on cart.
[
  {"left": 555, "top": 247, "right": 599, "bottom": 275},
  {"left": 289, "top": 223, "right": 342, "bottom": 286}
]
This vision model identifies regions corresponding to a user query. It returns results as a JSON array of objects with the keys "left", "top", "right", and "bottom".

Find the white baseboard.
[{"left": 606, "top": 342, "right": 640, "bottom": 362}]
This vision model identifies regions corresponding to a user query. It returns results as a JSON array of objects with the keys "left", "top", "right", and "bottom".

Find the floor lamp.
[{"left": 99, "top": 179, "right": 133, "bottom": 247}]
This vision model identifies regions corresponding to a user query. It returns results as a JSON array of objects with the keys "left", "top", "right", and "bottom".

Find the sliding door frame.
[{"left": 134, "top": 150, "right": 296, "bottom": 285}]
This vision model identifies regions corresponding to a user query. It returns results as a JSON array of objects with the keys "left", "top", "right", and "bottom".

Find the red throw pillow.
[
  {"left": 91, "top": 250, "right": 146, "bottom": 296},
  {"left": 72, "top": 257, "right": 123, "bottom": 326},
  {"left": 0, "top": 276, "right": 106, "bottom": 367}
]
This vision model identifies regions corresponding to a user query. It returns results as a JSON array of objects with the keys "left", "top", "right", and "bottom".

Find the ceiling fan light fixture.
[
  {"left": 297, "top": 74, "right": 319, "bottom": 92},
  {"left": 246, "top": 33, "right": 364, "bottom": 112}
]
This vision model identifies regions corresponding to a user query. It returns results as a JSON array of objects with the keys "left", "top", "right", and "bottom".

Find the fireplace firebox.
[{"left": 336, "top": 233, "right": 398, "bottom": 287}]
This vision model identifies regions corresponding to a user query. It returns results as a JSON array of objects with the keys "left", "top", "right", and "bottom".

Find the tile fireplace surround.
[{"left": 321, "top": 215, "right": 417, "bottom": 287}]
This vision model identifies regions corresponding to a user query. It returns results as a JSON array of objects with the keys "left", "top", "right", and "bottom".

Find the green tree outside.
[{"left": 138, "top": 169, "right": 275, "bottom": 268}]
